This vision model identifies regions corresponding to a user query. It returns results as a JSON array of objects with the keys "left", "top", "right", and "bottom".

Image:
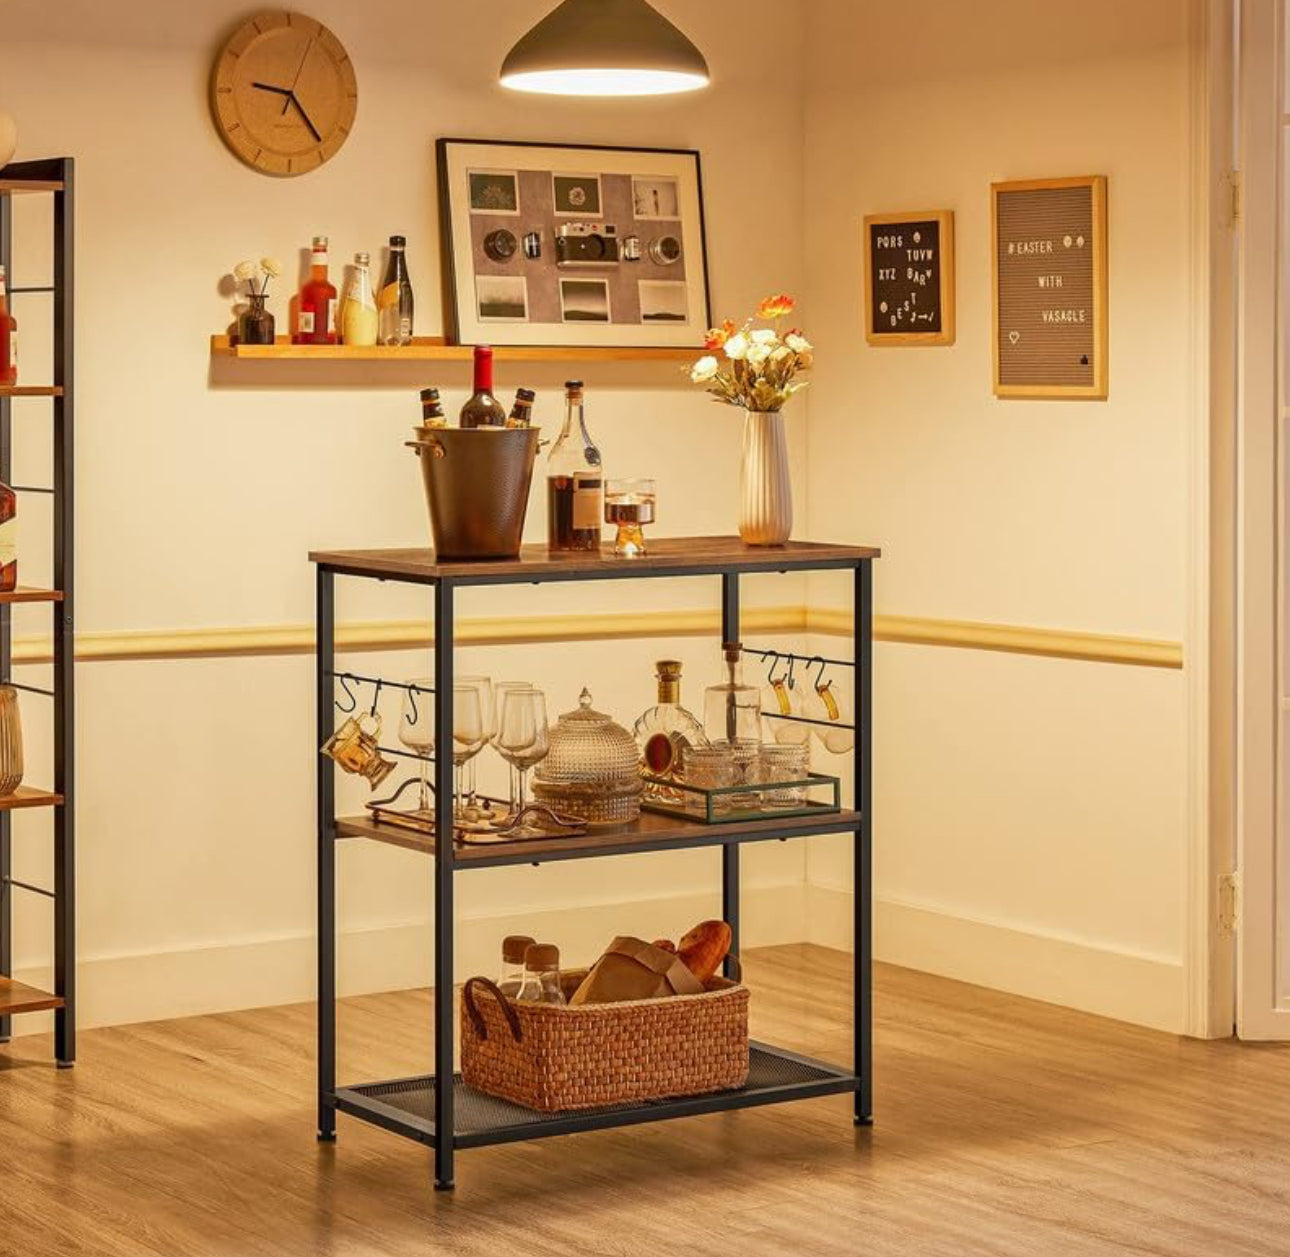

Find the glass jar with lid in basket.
[{"left": 532, "top": 688, "right": 642, "bottom": 826}]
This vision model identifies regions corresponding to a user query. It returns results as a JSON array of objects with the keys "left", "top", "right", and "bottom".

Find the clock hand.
[
  {"left": 289, "top": 92, "right": 323, "bottom": 143},
  {"left": 252, "top": 81, "right": 293, "bottom": 97},
  {"left": 282, "top": 39, "right": 315, "bottom": 114}
]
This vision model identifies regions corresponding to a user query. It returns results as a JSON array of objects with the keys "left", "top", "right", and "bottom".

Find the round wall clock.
[{"left": 211, "top": 11, "right": 357, "bottom": 177}]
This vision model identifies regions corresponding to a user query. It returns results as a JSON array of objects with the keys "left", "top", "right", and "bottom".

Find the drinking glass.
[
  {"left": 399, "top": 678, "right": 435, "bottom": 812},
  {"left": 457, "top": 675, "right": 494, "bottom": 815},
  {"left": 491, "top": 680, "right": 534, "bottom": 811},
  {"left": 497, "top": 688, "right": 550, "bottom": 829},
  {"left": 803, "top": 674, "right": 855, "bottom": 755},
  {"left": 452, "top": 685, "right": 486, "bottom": 820}
]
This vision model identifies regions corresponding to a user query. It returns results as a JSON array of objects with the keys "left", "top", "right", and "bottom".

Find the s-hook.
[
  {"left": 369, "top": 678, "right": 384, "bottom": 718},
  {"left": 335, "top": 673, "right": 358, "bottom": 715}
]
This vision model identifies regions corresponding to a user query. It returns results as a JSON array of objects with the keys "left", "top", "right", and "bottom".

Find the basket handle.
[{"left": 462, "top": 977, "right": 524, "bottom": 1043}]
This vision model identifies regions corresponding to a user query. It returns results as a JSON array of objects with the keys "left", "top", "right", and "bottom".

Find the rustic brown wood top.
[
  {"left": 337, "top": 804, "right": 862, "bottom": 867},
  {"left": 310, "top": 536, "right": 880, "bottom": 584},
  {"left": 0, "top": 786, "right": 65, "bottom": 812}
]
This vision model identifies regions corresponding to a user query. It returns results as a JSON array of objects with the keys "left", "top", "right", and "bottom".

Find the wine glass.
[
  {"left": 457, "top": 675, "right": 494, "bottom": 816},
  {"left": 802, "top": 664, "right": 855, "bottom": 755},
  {"left": 491, "top": 680, "right": 533, "bottom": 812},
  {"left": 496, "top": 688, "right": 549, "bottom": 831},
  {"left": 451, "top": 685, "right": 486, "bottom": 821},
  {"left": 399, "top": 678, "right": 435, "bottom": 812},
  {"left": 762, "top": 656, "right": 810, "bottom": 746}
]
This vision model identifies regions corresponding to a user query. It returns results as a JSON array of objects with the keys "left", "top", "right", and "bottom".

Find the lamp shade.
[{"left": 500, "top": 0, "right": 709, "bottom": 97}]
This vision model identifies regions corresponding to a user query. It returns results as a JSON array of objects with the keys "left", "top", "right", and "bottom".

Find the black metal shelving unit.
[
  {"left": 0, "top": 158, "right": 76, "bottom": 1065},
  {"left": 312, "top": 538, "right": 876, "bottom": 1190}
]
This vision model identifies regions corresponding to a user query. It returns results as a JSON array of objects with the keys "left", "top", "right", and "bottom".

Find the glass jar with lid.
[{"left": 533, "top": 688, "right": 642, "bottom": 825}]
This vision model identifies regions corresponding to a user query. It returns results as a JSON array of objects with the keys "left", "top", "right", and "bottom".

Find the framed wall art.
[
  {"left": 436, "top": 138, "right": 712, "bottom": 348},
  {"left": 863, "top": 210, "right": 955, "bottom": 346},
  {"left": 991, "top": 175, "right": 1108, "bottom": 400}
]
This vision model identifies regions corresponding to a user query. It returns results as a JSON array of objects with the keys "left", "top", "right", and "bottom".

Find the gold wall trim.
[
  {"left": 12, "top": 606, "right": 1182, "bottom": 670},
  {"left": 810, "top": 609, "right": 1183, "bottom": 669}
]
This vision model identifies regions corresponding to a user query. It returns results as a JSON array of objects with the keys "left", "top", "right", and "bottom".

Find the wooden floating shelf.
[
  {"left": 0, "top": 786, "right": 65, "bottom": 812},
  {"left": 0, "top": 586, "right": 64, "bottom": 605},
  {"left": 0, "top": 385, "right": 63, "bottom": 398},
  {"left": 0, "top": 976, "right": 64, "bottom": 1017},
  {"left": 210, "top": 335, "right": 698, "bottom": 364}
]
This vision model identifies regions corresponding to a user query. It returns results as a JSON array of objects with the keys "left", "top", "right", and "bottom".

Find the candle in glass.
[{"left": 605, "top": 479, "right": 657, "bottom": 558}]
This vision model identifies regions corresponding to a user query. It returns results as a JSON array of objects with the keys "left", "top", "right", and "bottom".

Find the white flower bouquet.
[{"left": 689, "top": 295, "right": 813, "bottom": 413}]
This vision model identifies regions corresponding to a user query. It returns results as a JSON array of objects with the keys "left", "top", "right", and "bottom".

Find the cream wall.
[
  {"left": 1, "top": 0, "right": 817, "bottom": 1032},
  {"left": 801, "top": 0, "right": 1199, "bottom": 1030}
]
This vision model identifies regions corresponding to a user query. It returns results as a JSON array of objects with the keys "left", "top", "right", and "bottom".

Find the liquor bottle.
[
  {"left": 378, "top": 235, "right": 414, "bottom": 346},
  {"left": 634, "top": 660, "right": 708, "bottom": 782},
  {"left": 420, "top": 387, "right": 447, "bottom": 427},
  {"left": 507, "top": 387, "right": 536, "bottom": 428},
  {"left": 0, "top": 265, "right": 16, "bottom": 386},
  {"left": 293, "top": 237, "right": 338, "bottom": 346},
  {"left": 459, "top": 345, "right": 507, "bottom": 428},
  {"left": 0, "top": 478, "right": 16, "bottom": 593},
  {"left": 703, "top": 643, "right": 763, "bottom": 747},
  {"left": 547, "top": 381, "right": 603, "bottom": 553},
  {"left": 339, "top": 251, "right": 378, "bottom": 347}
]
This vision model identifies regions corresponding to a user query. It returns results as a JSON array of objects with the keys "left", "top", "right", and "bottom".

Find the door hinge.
[
  {"left": 1218, "top": 871, "right": 1241, "bottom": 933},
  {"left": 1228, "top": 170, "right": 1243, "bottom": 225}
]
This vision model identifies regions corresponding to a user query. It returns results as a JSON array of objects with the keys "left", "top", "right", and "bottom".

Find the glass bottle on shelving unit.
[
  {"left": 547, "top": 381, "right": 604, "bottom": 553},
  {"left": 498, "top": 934, "right": 536, "bottom": 998},
  {"left": 704, "top": 643, "right": 763, "bottom": 746},
  {"left": 293, "top": 236, "right": 337, "bottom": 346},
  {"left": 0, "top": 477, "right": 16, "bottom": 593},
  {"left": 459, "top": 346, "right": 507, "bottom": 428},
  {"left": 634, "top": 660, "right": 708, "bottom": 787},
  {"left": 339, "top": 251, "right": 378, "bottom": 347},
  {"left": 0, "top": 264, "right": 16, "bottom": 386},
  {"left": 516, "top": 943, "right": 566, "bottom": 1006},
  {"left": 378, "top": 235, "right": 414, "bottom": 346}
]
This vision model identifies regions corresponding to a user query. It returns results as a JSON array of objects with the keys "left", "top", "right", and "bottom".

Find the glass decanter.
[
  {"left": 634, "top": 660, "right": 707, "bottom": 798},
  {"left": 704, "top": 643, "right": 763, "bottom": 746}
]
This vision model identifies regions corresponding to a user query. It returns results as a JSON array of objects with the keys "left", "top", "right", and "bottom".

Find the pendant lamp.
[{"left": 500, "top": 0, "right": 710, "bottom": 97}]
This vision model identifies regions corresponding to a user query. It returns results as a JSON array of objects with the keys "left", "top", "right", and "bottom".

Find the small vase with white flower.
[
  {"left": 688, "top": 295, "right": 812, "bottom": 546},
  {"left": 230, "top": 256, "right": 283, "bottom": 346}
]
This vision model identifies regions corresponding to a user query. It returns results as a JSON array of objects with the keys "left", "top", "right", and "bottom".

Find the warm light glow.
[{"left": 500, "top": 68, "right": 709, "bottom": 96}]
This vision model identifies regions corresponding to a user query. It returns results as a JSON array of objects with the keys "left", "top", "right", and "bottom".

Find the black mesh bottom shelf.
[{"left": 333, "top": 1042, "right": 859, "bottom": 1150}]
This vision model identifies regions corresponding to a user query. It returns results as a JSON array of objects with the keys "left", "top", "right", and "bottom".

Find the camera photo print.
[{"left": 439, "top": 140, "right": 711, "bottom": 346}]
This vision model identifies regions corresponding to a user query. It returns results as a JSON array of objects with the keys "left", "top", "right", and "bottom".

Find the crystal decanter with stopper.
[
  {"left": 634, "top": 660, "right": 708, "bottom": 797},
  {"left": 704, "top": 643, "right": 763, "bottom": 807}
]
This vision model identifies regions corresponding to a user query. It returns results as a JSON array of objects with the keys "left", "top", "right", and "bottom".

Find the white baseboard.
[
  {"left": 806, "top": 883, "right": 1187, "bottom": 1034},
  {"left": 7, "top": 882, "right": 806, "bottom": 1036}
]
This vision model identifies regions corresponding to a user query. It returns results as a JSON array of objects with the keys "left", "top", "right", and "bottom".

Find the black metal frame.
[
  {"left": 315, "top": 551, "right": 874, "bottom": 1189},
  {"left": 0, "top": 158, "right": 75, "bottom": 1064}
]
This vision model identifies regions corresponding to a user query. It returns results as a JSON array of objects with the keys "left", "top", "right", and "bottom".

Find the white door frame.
[{"left": 1235, "top": 0, "right": 1289, "bottom": 1039}]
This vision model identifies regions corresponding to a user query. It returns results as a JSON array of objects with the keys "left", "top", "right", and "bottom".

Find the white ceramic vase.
[{"left": 739, "top": 409, "right": 792, "bottom": 546}]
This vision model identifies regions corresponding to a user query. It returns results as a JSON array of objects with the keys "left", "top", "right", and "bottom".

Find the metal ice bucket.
[{"left": 407, "top": 427, "right": 540, "bottom": 560}]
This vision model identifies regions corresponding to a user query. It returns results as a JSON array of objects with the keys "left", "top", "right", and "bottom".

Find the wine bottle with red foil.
[
  {"left": 459, "top": 345, "right": 507, "bottom": 428},
  {"left": 0, "top": 479, "right": 16, "bottom": 593},
  {"left": 0, "top": 265, "right": 16, "bottom": 387},
  {"left": 293, "top": 236, "right": 338, "bottom": 346}
]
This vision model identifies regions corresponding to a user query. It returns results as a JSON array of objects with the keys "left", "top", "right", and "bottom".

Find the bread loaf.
[{"left": 677, "top": 920, "right": 732, "bottom": 983}]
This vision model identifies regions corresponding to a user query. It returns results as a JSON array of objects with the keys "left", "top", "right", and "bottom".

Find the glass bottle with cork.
[
  {"left": 293, "top": 236, "right": 338, "bottom": 345},
  {"left": 634, "top": 660, "right": 708, "bottom": 789},
  {"left": 378, "top": 235, "right": 414, "bottom": 346},
  {"left": 339, "top": 251, "right": 378, "bottom": 347},
  {"left": 459, "top": 345, "right": 506, "bottom": 428},
  {"left": 0, "top": 264, "right": 17, "bottom": 386},
  {"left": 547, "top": 381, "right": 603, "bottom": 553},
  {"left": 516, "top": 943, "right": 566, "bottom": 1006},
  {"left": 498, "top": 934, "right": 536, "bottom": 998}
]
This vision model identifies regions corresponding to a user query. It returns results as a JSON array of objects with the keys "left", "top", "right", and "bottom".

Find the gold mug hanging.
[{"left": 322, "top": 712, "right": 396, "bottom": 790}]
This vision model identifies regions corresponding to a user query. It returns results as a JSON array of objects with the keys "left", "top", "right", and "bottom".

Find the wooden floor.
[{"left": 2, "top": 945, "right": 1290, "bottom": 1256}]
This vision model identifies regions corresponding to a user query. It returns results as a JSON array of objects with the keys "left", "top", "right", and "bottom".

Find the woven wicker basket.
[{"left": 460, "top": 966, "right": 750, "bottom": 1112}]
